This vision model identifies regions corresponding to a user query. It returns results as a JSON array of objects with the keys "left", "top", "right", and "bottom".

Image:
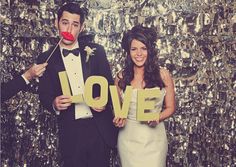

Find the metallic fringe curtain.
[{"left": 1, "top": 0, "right": 235, "bottom": 166}]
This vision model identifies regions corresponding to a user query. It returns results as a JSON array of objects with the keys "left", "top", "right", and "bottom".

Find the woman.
[{"left": 113, "top": 25, "right": 175, "bottom": 167}]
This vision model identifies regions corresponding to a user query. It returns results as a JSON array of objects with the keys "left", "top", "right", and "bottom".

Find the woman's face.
[{"left": 130, "top": 39, "right": 148, "bottom": 68}]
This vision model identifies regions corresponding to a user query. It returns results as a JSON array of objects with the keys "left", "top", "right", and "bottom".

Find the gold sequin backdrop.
[{"left": 1, "top": 0, "right": 235, "bottom": 167}]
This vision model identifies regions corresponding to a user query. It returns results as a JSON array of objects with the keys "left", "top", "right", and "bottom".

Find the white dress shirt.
[
  {"left": 60, "top": 43, "right": 92, "bottom": 119},
  {"left": 21, "top": 75, "right": 30, "bottom": 84}
]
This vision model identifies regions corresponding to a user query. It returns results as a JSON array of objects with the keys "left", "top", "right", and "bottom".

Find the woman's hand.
[
  {"left": 147, "top": 119, "right": 160, "bottom": 127},
  {"left": 147, "top": 113, "right": 161, "bottom": 127}
]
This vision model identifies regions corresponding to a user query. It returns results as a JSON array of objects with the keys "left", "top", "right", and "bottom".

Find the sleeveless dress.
[{"left": 117, "top": 87, "right": 168, "bottom": 167}]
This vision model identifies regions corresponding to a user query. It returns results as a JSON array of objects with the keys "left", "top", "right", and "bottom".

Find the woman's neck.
[
  {"left": 132, "top": 66, "right": 145, "bottom": 89},
  {"left": 133, "top": 66, "right": 144, "bottom": 77}
]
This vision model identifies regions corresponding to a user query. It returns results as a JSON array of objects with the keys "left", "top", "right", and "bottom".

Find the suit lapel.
[
  {"left": 48, "top": 46, "right": 65, "bottom": 73},
  {"left": 79, "top": 44, "right": 90, "bottom": 81}
]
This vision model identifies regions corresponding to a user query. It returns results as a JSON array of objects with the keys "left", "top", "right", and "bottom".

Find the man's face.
[{"left": 56, "top": 11, "right": 84, "bottom": 48}]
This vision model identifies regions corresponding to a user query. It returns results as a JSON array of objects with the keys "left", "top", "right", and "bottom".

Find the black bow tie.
[{"left": 62, "top": 48, "right": 80, "bottom": 57}]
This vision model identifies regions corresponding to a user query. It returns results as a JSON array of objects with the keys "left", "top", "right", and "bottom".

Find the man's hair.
[{"left": 57, "top": 2, "right": 87, "bottom": 24}]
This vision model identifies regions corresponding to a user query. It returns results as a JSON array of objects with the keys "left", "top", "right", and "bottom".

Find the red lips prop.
[
  {"left": 45, "top": 32, "right": 75, "bottom": 62},
  {"left": 61, "top": 32, "right": 75, "bottom": 41}
]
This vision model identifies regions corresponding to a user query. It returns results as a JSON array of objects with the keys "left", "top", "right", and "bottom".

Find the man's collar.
[{"left": 60, "top": 41, "right": 79, "bottom": 50}]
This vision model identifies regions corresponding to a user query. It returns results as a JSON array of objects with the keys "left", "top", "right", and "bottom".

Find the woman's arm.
[{"left": 159, "top": 68, "right": 176, "bottom": 122}]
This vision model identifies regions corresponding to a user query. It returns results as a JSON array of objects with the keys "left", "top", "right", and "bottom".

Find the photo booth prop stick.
[
  {"left": 58, "top": 71, "right": 162, "bottom": 121},
  {"left": 45, "top": 32, "right": 75, "bottom": 63}
]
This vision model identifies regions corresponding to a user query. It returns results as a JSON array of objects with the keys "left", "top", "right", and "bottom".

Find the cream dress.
[{"left": 117, "top": 87, "right": 168, "bottom": 167}]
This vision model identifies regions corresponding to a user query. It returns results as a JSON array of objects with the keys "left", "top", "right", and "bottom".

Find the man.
[
  {"left": 37, "top": 3, "right": 118, "bottom": 167},
  {"left": 1, "top": 63, "right": 47, "bottom": 101}
]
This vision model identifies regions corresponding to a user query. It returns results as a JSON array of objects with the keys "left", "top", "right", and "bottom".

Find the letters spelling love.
[{"left": 59, "top": 71, "right": 162, "bottom": 121}]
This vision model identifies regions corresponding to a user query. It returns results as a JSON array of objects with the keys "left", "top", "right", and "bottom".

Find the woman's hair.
[{"left": 118, "top": 25, "right": 165, "bottom": 90}]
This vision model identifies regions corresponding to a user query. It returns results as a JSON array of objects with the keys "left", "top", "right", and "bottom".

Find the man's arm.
[
  {"left": 96, "top": 44, "right": 114, "bottom": 108},
  {"left": 95, "top": 44, "right": 114, "bottom": 86},
  {"left": 1, "top": 63, "right": 47, "bottom": 102},
  {"left": 37, "top": 53, "right": 71, "bottom": 113},
  {"left": 1, "top": 75, "right": 27, "bottom": 102},
  {"left": 38, "top": 67, "right": 56, "bottom": 111}
]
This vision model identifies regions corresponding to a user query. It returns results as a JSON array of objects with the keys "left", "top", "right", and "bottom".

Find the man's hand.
[
  {"left": 23, "top": 63, "right": 48, "bottom": 81},
  {"left": 53, "top": 95, "right": 72, "bottom": 111},
  {"left": 113, "top": 117, "right": 126, "bottom": 127},
  {"left": 92, "top": 96, "right": 106, "bottom": 112}
]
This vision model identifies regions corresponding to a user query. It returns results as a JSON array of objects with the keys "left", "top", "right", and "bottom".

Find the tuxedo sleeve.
[
  {"left": 1, "top": 75, "right": 27, "bottom": 102},
  {"left": 38, "top": 68, "right": 56, "bottom": 112},
  {"left": 96, "top": 45, "right": 114, "bottom": 107},
  {"left": 37, "top": 51, "right": 57, "bottom": 112}
]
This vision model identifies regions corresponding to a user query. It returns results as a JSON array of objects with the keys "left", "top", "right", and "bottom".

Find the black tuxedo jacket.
[
  {"left": 1, "top": 75, "right": 27, "bottom": 102},
  {"left": 37, "top": 41, "right": 118, "bottom": 157}
]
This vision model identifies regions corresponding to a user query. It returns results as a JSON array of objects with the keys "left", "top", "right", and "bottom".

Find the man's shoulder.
[
  {"left": 37, "top": 47, "right": 55, "bottom": 64},
  {"left": 80, "top": 42, "right": 104, "bottom": 50}
]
